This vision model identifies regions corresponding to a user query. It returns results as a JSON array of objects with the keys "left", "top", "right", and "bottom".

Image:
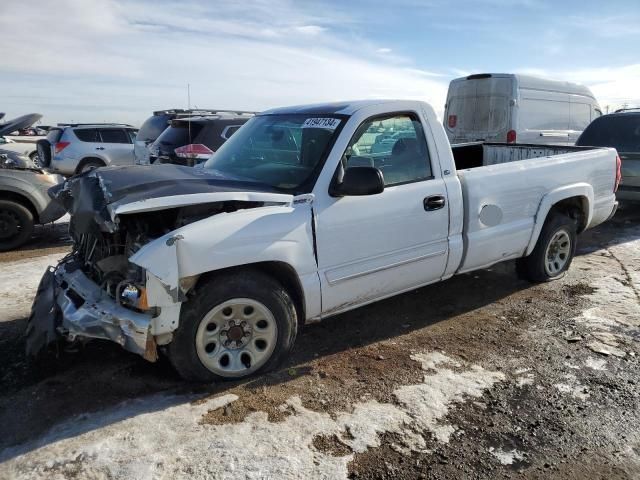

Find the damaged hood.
[{"left": 51, "top": 164, "right": 293, "bottom": 232}]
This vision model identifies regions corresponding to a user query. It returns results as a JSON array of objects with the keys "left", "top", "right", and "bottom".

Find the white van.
[{"left": 444, "top": 73, "right": 602, "bottom": 145}]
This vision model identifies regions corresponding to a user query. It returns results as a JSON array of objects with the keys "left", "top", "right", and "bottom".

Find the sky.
[{"left": 1, "top": 0, "right": 639, "bottom": 126}]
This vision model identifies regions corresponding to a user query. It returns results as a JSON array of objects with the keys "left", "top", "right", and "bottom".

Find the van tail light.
[
  {"left": 506, "top": 130, "right": 517, "bottom": 143},
  {"left": 448, "top": 115, "right": 457, "bottom": 128},
  {"left": 174, "top": 144, "right": 214, "bottom": 160},
  {"left": 54, "top": 141, "right": 70, "bottom": 154},
  {"left": 614, "top": 154, "right": 622, "bottom": 193}
]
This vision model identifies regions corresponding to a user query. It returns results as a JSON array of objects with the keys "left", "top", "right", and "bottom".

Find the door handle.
[
  {"left": 95, "top": 146, "right": 105, "bottom": 150},
  {"left": 424, "top": 195, "right": 446, "bottom": 211}
]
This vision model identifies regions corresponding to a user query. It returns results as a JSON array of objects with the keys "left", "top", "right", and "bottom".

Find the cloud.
[
  {"left": 0, "top": 0, "right": 449, "bottom": 125},
  {"left": 293, "top": 25, "right": 326, "bottom": 35}
]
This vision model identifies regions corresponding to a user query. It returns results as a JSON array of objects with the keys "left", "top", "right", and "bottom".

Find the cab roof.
[{"left": 261, "top": 99, "right": 414, "bottom": 116}]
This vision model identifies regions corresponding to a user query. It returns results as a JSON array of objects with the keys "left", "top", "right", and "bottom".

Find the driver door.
[{"left": 314, "top": 112, "right": 450, "bottom": 315}]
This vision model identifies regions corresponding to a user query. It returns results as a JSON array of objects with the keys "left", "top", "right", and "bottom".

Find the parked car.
[
  {"left": 0, "top": 136, "right": 38, "bottom": 162},
  {"left": 0, "top": 154, "right": 66, "bottom": 250},
  {"left": 577, "top": 110, "right": 640, "bottom": 202},
  {"left": 444, "top": 73, "right": 601, "bottom": 145},
  {"left": 0, "top": 113, "right": 43, "bottom": 164},
  {"left": 135, "top": 109, "right": 256, "bottom": 165},
  {"left": 148, "top": 114, "right": 252, "bottom": 166},
  {"left": 37, "top": 123, "right": 138, "bottom": 175},
  {"left": 28, "top": 99, "right": 619, "bottom": 381}
]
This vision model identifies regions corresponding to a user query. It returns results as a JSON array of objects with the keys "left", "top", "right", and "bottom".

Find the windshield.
[{"left": 203, "top": 114, "right": 343, "bottom": 192}]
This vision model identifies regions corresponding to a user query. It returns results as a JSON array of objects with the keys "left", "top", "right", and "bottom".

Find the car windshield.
[{"left": 203, "top": 114, "right": 343, "bottom": 192}]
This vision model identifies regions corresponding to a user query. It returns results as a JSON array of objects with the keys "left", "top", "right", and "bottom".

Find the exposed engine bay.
[
  {"left": 67, "top": 200, "right": 264, "bottom": 308},
  {"left": 26, "top": 164, "right": 293, "bottom": 359},
  {"left": 50, "top": 164, "right": 281, "bottom": 307}
]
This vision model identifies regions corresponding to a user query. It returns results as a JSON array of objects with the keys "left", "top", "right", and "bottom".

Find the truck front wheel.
[
  {"left": 516, "top": 212, "right": 577, "bottom": 283},
  {"left": 167, "top": 270, "right": 298, "bottom": 382}
]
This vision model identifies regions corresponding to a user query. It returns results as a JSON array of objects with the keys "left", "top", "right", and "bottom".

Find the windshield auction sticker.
[{"left": 302, "top": 118, "right": 341, "bottom": 130}]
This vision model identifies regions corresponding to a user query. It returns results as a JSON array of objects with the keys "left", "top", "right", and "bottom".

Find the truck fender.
[
  {"left": 525, "top": 183, "right": 593, "bottom": 256},
  {"left": 129, "top": 203, "right": 322, "bottom": 323}
]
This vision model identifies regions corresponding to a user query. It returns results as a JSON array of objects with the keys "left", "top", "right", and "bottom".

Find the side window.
[
  {"left": 570, "top": 103, "right": 591, "bottom": 131},
  {"left": 344, "top": 113, "right": 432, "bottom": 186},
  {"left": 99, "top": 128, "right": 130, "bottom": 144},
  {"left": 74, "top": 128, "right": 99, "bottom": 142},
  {"left": 126, "top": 129, "right": 138, "bottom": 142},
  {"left": 222, "top": 125, "right": 242, "bottom": 140},
  {"left": 520, "top": 98, "right": 570, "bottom": 130}
]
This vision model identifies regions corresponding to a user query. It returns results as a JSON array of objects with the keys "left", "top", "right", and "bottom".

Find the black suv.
[
  {"left": 135, "top": 109, "right": 255, "bottom": 165},
  {"left": 148, "top": 114, "right": 253, "bottom": 167},
  {"left": 577, "top": 110, "right": 640, "bottom": 202}
]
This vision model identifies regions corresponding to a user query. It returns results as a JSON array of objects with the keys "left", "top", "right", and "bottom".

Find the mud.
[{"left": 0, "top": 205, "right": 639, "bottom": 479}]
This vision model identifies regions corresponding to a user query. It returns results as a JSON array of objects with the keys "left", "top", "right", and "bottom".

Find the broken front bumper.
[{"left": 26, "top": 262, "right": 156, "bottom": 360}]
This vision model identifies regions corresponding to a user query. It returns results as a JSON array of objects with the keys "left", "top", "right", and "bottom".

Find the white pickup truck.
[{"left": 27, "top": 100, "right": 620, "bottom": 382}]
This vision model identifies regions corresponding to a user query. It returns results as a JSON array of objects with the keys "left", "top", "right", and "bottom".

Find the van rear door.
[{"left": 445, "top": 76, "right": 512, "bottom": 144}]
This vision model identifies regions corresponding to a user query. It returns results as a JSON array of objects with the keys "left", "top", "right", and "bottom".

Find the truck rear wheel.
[
  {"left": 516, "top": 212, "right": 577, "bottom": 283},
  {"left": 167, "top": 270, "right": 298, "bottom": 382}
]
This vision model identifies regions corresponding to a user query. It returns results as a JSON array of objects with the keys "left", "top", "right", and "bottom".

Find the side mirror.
[{"left": 330, "top": 166, "right": 385, "bottom": 197}]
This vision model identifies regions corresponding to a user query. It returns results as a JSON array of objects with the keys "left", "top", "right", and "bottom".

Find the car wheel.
[
  {"left": 168, "top": 270, "right": 298, "bottom": 382},
  {"left": 0, "top": 200, "right": 34, "bottom": 251},
  {"left": 29, "top": 151, "right": 40, "bottom": 167},
  {"left": 516, "top": 212, "right": 577, "bottom": 283},
  {"left": 36, "top": 139, "right": 51, "bottom": 168}
]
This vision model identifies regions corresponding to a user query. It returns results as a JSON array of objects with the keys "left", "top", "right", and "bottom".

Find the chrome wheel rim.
[
  {"left": 544, "top": 229, "right": 571, "bottom": 276},
  {"left": 195, "top": 298, "right": 278, "bottom": 377}
]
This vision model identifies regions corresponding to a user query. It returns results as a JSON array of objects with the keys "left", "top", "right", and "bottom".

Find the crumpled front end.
[
  {"left": 26, "top": 165, "right": 294, "bottom": 360},
  {"left": 26, "top": 257, "right": 157, "bottom": 361}
]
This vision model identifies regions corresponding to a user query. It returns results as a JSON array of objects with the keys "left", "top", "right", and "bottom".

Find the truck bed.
[
  {"left": 450, "top": 142, "right": 618, "bottom": 274},
  {"left": 451, "top": 142, "right": 594, "bottom": 170}
]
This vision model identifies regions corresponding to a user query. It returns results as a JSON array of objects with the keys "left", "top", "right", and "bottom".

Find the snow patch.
[
  {"left": 1, "top": 352, "right": 504, "bottom": 479},
  {"left": 554, "top": 374, "right": 590, "bottom": 401},
  {"left": 489, "top": 446, "right": 525, "bottom": 465},
  {"left": 394, "top": 354, "right": 505, "bottom": 443},
  {"left": 516, "top": 373, "right": 535, "bottom": 387},
  {"left": 585, "top": 357, "right": 607, "bottom": 371},
  {"left": 0, "top": 253, "right": 63, "bottom": 322}
]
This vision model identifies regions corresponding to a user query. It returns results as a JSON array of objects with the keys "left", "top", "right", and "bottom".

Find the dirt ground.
[{"left": 0, "top": 206, "right": 639, "bottom": 479}]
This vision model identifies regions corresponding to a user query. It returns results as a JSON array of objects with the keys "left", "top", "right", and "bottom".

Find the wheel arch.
[
  {"left": 525, "top": 184, "right": 593, "bottom": 256},
  {"left": 0, "top": 190, "right": 39, "bottom": 223},
  {"left": 193, "top": 261, "right": 307, "bottom": 325},
  {"left": 75, "top": 156, "right": 106, "bottom": 174}
]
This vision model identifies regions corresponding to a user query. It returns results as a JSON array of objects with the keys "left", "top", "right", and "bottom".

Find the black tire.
[
  {"left": 29, "top": 151, "right": 40, "bottom": 167},
  {"left": 516, "top": 212, "right": 577, "bottom": 283},
  {"left": 36, "top": 139, "right": 51, "bottom": 168},
  {"left": 167, "top": 270, "right": 298, "bottom": 382},
  {"left": 0, "top": 200, "right": 34, "bottom": 251},
  {"left": 76, "top": 158, "right": 105, "bottom": 174}
]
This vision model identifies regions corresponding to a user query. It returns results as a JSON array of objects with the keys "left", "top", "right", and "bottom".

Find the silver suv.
[{"left": 37, "top": 124, "right": 137, "bottom": 175}]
